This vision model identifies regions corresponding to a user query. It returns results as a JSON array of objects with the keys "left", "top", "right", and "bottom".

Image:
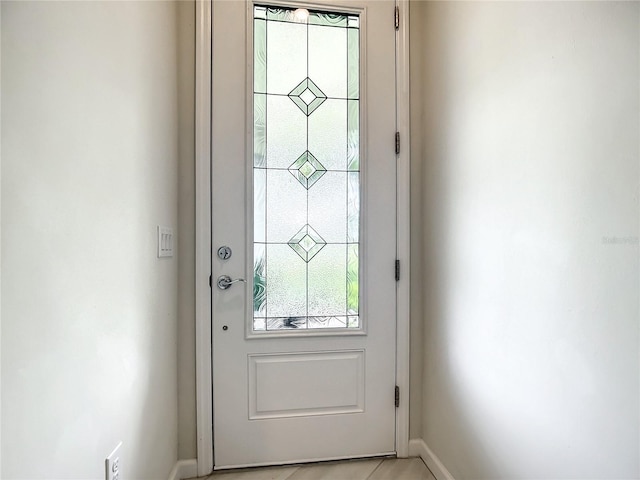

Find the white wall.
[
  {"left": 417, "top": 1, "right": 639, "bottom": 479},
  {"left": 1, "top": 2, "right": 179, "bottom": 478}
]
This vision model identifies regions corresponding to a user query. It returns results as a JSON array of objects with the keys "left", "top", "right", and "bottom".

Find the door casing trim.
[
  {"left": 195, "top": 0, "right": 213, "bottom": 476},
  {"left": 394, "top": 0, "right": 411, "bottom": 459},
  {"left": 195, "top": 0, "right": 410, "bottom": 474}
]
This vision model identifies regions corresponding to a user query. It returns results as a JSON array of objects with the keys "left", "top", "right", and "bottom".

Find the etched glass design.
[
  {"left": 288, "top": 151, "right": 327, "bottom": 189},
  {"left": 289, "top": 78, "right": 327, "bottom": 116},
  {"left": 253, "top": 5, "right": 360, "bottom": 331}
]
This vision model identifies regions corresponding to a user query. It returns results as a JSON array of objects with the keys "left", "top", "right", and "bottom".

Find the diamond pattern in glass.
[
  {"left": 288, "top": 224, "right": 326, "bottom": 262},
  {"left": 300, "top": 89, "right": 316, "bottom": 105},
  {"left": 288, "top": 78, "right": 327, "bottom": 115},
  {"left": 299, "top": 162, "right": 315, "bottom": 177},
  {"left": 288, "top": 151, "right": 326, "bottom": 189}
]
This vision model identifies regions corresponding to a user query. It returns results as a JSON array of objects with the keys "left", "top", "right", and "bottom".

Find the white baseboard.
[
  {"left": 409, "top": 438, "right": 456, "bottom": 480},
  {"left": 167, "top": 459, "right": 198, "bottom": 480}
]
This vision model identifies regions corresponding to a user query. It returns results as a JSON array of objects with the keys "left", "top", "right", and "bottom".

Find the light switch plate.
[{"left": 158, "top": 226, "right": 174, "bottom": 258}]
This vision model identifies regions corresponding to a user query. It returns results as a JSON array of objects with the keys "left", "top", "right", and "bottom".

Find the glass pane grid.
[{"left": 253, "top": 4, "right": 360, "bottom": 332}]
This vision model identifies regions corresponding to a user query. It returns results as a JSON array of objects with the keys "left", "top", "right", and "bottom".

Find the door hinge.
[
  {"left": 395, "top": 131, "right": 400, "bottom": 155},
  {"left": 395, "top": 259, "right": 400, "bottom": 281},
  {"left": 209, "top": 275, "right": 212, "bottom": 288},
  {"left": 395, "top": 385, "right": 400, "bottom": 407},
  {"left": 394, "top": 6, "right": 400, "bottom": 30}
]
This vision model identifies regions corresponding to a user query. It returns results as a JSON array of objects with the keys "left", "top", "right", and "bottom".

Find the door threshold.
[{"left": 213, "top": 453, "right": 397, "bottom": 471}]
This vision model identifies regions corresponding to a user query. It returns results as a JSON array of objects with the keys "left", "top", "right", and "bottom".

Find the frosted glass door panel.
[
  {"left": 308, "top": 25, "right": 347, "bottom": 98},
  {"left": 253, "top": 4, "right": 360, "bottom": 331}
]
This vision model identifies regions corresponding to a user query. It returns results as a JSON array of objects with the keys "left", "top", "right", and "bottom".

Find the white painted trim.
[
  {"left": 167, "top": 459, "right": 199, "bottom": 480},
  {"left": 0, "top": 4, "right": 3, "bottom": 476},
  {"left": 395, "top": 0, "right": 411, "bottom": 459},
  {"left": 195, "top": 0, "right": 214, "bottom": 477},
  {"left": 409, "top": 439, "right": 456, "bottom": 480}
]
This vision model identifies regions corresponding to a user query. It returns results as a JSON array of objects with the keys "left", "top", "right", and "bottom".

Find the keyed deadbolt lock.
[{"left": 217, "top": 246, "right": 232, "bottom": 260}]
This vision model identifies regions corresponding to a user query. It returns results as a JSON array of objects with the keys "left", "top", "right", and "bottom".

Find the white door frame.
[{"left": 194, "top": 0, "right": 410, "bottom": 475}]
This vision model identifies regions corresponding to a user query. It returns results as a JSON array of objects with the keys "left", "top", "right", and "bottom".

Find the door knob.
[{"left": 217, "top": 275, "right": 246, "bottom": 290}]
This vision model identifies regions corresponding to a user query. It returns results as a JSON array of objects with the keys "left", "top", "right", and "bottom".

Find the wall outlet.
[{"left": 105, "top": 441, "right": 122, "bottom": 480}]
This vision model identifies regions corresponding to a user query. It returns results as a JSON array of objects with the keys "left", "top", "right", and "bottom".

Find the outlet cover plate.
[{"left": 105, "top": 441, "right": 122, "bottom": 480}]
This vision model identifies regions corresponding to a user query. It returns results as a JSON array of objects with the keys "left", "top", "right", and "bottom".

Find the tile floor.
[{"left": 201, "top": 457, "right": 436, "bottom": 480}]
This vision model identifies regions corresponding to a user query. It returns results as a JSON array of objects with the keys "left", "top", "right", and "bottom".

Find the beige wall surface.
[
  {"left": 416, "top": 1, "right": 639, "bottom": 479},
  {"left": 409, "top": 0, "right": 425, "bottom": 442},
  {"left": 1, "top": 1, "right": 180, "bottom": 478},
  {"left": 177, "top": 0, "right": 197, "bottom": 461}
]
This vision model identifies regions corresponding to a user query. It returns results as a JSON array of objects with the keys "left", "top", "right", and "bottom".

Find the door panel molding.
[
  {"left": 248, "top": 350, "right": 365, "bottom": 419},
  {"left": 195, "top": 0, "right": 410, "bottom": 472}
]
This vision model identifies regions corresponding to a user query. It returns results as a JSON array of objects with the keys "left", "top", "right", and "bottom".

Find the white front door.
[{"left": 211, "top": 0, "right": 397, "bottom": 469}]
